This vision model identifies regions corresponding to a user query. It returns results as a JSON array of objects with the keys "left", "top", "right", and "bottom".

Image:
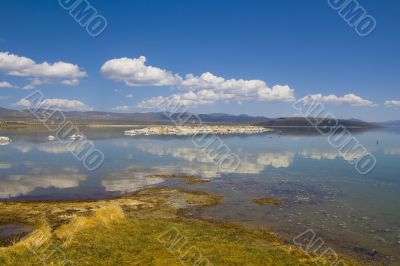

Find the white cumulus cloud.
[
  {"left": 299, "top": 93, "right": 376, "bottom": 107},
  {"left": 136, "top": 96, "right": 165, "bottom": 109},
  {"left": 180, "top": 72, "right": 295, "bottom": 102},
  {"left": 111, "top": 105, "right": 130, "bottom": 112},
  {"left": 102, "top": 56, "right": 296, "bottom": 108},
  {"left": 16, "top": 98, "right": 31, "bottom": 107},
  {"left": 384, "top": 100, "right": 400, "bottom": 107},
  {"left": 137, "top": 90, "right": 221, "bottom": 108},
  {"left": 40, "top": 99, "right": 93, "bottom": 111},
  {"left": 0, "top": 51, "right": 87, "bottom": 89},
  {"left": 0, "top": 81, "right": 14, "bottom": 88},
  {"left": 101, "top": 56, "right": 181, "bottom": 87},
  {"left": 101, "top": 56, "right": 382, "bottom": 109},
  {"left": 16, "top": 97, "right": 93, "bottom": 111}
]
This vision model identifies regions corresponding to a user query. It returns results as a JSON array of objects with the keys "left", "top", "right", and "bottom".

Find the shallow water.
[
  {"left": 0, "top": 127, "right": 399, "bottom": 262},
  {"left": 0, "top": 224, "right": 33, "bottom": 247}
]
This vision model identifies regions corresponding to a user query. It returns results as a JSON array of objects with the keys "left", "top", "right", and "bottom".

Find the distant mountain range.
[
  {"left": 254, "top": 117, "right": 378, "bottom": 128},
  {"left": 0, "top": 107, "right": 268, "bottom": 124},
  {"left": 377, "top": 120, "right": 400, "bottom": 127},
  {"left": 0, "top": 106, "right": 382, "bottom": 128}
]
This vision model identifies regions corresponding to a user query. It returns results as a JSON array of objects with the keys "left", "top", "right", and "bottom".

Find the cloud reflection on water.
[{"left": 0, "top": 166, "right": 87, "bottom": 199}]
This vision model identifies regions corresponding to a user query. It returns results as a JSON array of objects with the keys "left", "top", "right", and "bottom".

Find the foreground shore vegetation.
[{"left": 0, "top": 187, "right": 364, "bottom": 265}]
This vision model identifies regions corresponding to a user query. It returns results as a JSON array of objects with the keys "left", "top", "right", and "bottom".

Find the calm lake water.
[{"left": 1, "top": 127, "right": 399, "bottom": 263}]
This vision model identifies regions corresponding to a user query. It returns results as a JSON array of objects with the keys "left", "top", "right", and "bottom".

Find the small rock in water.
[
  {"left": 373, "top": 235, "right": 386, "bottom": 243},
  {"left": 397, "top": 241, "right": 400, "bottom": 245},
  {"left": 353, "top": 247, "right": 378, "bottom": 257},
  {"left": 0, "top": 136, "right": 12, "bottom": 145},
  {"left": 338, "top": 222, "right": 346, "bottom": 227},
  {"left": 377, "top": 229, "right": 391, "bottom": 233}
]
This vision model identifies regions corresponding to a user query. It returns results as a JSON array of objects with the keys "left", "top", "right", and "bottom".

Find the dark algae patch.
[
  {"left": 251, "top": 197, "right": 282, "bottom": 206},
  {"left": 150, "top": 174, "right": 211, "bottom": 185}
]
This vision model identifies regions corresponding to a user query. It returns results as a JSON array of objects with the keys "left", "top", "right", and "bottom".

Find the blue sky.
[{"left": 0, "top": 0, "right": 399, "bottom": 121}]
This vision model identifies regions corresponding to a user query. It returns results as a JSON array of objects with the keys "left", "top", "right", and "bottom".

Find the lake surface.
[{"left": 1, "top": 127, "right": 399, "bottom": 263}]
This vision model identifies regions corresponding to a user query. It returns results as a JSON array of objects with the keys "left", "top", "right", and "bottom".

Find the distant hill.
[
  {"left": 377, "top": 120, "right": 400, "bottom": 127},
  {"left": 0, "top": 107, "right": 377, "bottom": 128},
  {"left": 254, "top": 117, "right": 377, "bottom": 128},
  {"left": 0, "top": 107, "right": 33, "bottom": 119},
  {"left": 0, "top": 107, "right": 268, "bottom": 124}
]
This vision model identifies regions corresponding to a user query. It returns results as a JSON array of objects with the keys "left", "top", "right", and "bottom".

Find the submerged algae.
[{"left": 251, "top": 197, "right": 282, "bottom": 206}]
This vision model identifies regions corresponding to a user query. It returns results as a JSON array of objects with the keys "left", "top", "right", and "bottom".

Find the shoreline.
[{"left": 0, "top": 185, "right": 364, "bottom": 265}]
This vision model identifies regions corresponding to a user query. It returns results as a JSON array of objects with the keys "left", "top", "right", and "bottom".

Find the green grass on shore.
[{"left": 0, "top": 188, "right": 363, "bottom": 266}]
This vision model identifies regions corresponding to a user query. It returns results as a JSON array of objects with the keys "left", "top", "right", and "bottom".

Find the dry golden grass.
[{"left": 55, "top": 205, "right": 125, "bottom": 246}]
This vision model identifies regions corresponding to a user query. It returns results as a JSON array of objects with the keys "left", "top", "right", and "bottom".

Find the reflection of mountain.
[{"left": 0, "top": 167, "right": 87, "bottom": 199}]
